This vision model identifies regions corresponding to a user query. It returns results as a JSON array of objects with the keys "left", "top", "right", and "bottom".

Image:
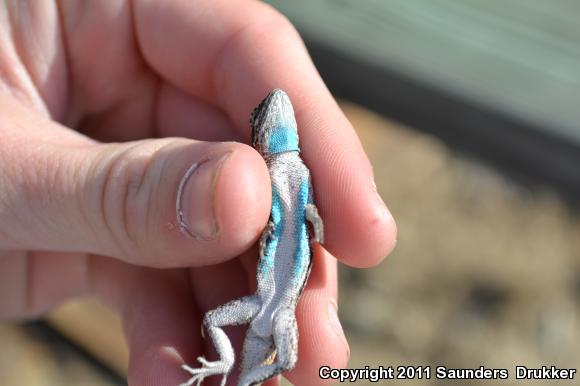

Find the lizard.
[{"left": 178, "top": 88, "right": 324, "bottom": 386}]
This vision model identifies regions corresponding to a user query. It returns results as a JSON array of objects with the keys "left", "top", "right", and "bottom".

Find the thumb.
[{"left": 0, "top": 102, "right": 270, "bottom": 267}]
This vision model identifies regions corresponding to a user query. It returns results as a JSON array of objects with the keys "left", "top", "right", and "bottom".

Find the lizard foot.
[{"left": 180, "top": 357, "right": 230, "bottom": 386}]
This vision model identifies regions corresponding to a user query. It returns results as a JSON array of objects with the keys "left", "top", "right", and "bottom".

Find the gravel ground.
[{"left": 340, "top": 103, "right": 580, "bottom": 385}]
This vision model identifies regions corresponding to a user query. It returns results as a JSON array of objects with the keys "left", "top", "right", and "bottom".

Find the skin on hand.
[{"left": 0, "top": 1, "right": 397, "bottom": 385}]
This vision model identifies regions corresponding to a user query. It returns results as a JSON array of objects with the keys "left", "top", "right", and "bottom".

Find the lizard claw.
[
  {"left": 197, "top": 356, "right": 216, "bottom": 368},
  {"left": 180, "top": 357, "right": 230, "bottom": 386}
]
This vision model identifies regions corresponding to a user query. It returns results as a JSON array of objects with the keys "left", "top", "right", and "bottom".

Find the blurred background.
[{"left": 2, "top": 1, "right": 579, "bottom": 385}]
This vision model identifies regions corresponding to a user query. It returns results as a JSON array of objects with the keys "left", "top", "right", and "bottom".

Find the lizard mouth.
[{"left": 250, "top": 89, "right": 280, "bottom": 147}]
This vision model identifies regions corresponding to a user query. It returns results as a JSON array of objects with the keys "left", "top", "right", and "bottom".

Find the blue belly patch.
[
  {"left": 259, "top": 188, "right": 283, "bottom": 275},
  {"left": 292, "top": 180, "right": 310, "bottom": 283}
]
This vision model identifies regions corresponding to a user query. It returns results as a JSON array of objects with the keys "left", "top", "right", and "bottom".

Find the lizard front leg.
[
  {"left": 180, "top": 296, "right": 261, "bottom": 386},
  {"left": 305, "top": 204, "right": 324, "bottom": 244},
  {"left": 259, "top": 220, "right": 276, "bottom": 260}
]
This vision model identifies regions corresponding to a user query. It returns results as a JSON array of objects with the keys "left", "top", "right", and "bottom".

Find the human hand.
[{"left": 0, "top": 1, "right": 396, "bottom": 385}]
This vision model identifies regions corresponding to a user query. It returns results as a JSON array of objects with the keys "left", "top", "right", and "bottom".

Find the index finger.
[{"left": 134, "top": 0, "right": 396, "bottom": 267}]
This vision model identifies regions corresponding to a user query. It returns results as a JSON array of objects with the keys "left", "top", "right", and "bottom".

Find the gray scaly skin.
[{"left": 179, "top": 89, "right": 324, "bottom": 386}]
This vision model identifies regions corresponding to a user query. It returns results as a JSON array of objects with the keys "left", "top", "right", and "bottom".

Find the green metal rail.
[
  {"left": 268, "top": 0, "right": 580, "bottom": 145},
  {"left": 267, "top": 0, "right": 580, "bottom": 199}
]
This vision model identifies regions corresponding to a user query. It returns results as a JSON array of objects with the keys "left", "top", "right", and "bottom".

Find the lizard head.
[{"left": 250, "top": 89, "right": 300, "bottom": 156}]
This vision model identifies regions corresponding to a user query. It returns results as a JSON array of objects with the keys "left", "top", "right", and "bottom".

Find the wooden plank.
[
  {"left": 46, "top": 298, "right": 129, "bottom": 377},
  {"left": 0, "top": 322, "right": 123, "bottom": 386}
]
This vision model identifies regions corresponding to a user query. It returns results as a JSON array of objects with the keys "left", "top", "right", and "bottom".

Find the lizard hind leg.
[
  {"left": 239, "top": 328, "right": 275, "bottom": 377},
  {"left": 180, "top": 295, "right": 261, "bottom": 386},
  {"left": 237, "top": 308, "right": 298, "bottom": 386}
]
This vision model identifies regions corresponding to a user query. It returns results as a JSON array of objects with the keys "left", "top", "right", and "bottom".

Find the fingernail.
[
  {"left": 328, "top": 299, "right": 350, "bottom": 357},
  {"left": 371, "top": 176, "right": 392, "bottom": 220},
  {"left": 177, "top": 151, "right": 232, "bottom": 240}
]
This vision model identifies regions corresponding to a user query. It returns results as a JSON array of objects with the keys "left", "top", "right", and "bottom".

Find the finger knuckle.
[
  {"left": 250, "top": 6, "right": 300, "bottom": 45},
  {"left": 97, "top": 139, "right": 178, "bottom": 258}
]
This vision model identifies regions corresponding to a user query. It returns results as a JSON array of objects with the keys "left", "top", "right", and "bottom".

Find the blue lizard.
[{"left": 179, "top": 89, "right": 324, "bottom": 386}]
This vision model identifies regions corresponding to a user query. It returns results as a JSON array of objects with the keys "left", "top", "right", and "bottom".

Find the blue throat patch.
[{"left": 267, "top": 126, "right": 299, "bottom": 154}]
